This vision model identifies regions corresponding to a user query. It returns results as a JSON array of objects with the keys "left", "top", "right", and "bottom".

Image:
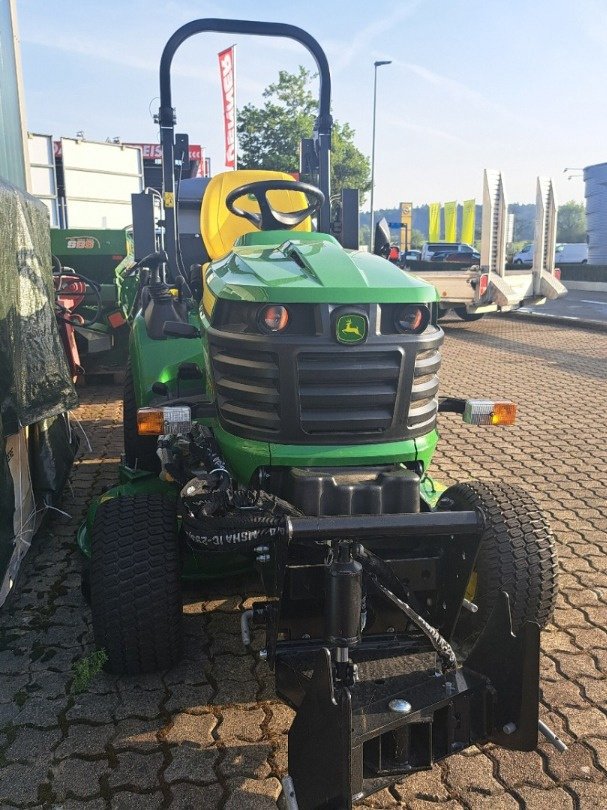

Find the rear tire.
[
  {"left": 437, "top": 481, "right": 558, "bottom": 655},
  {"left": 90, "top": 494, "right": 182, "bottom": 676},
  {"left": 454, "top": 307, "right": 484, "bottom": 322},
  {"left": 123, "top": 359, "right": 160, "bottom": 472}
]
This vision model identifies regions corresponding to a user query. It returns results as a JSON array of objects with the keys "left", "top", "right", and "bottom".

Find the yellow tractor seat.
[{"left": 200, "top": 169, "right": 312, "bottom": 261}]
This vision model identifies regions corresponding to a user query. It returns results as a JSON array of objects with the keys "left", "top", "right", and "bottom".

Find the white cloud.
[
  {"left": 393, "top": 59, "right": 515, "bottom": 121},
  {"left": 324, "top": 0, "right": 423, "bottom": 72},
  {"left": 385, "top": 115, "right": 467, "bottom": 145},
  {"left": 22, "top": 30, "right": 160, "bottom": 73},
  {"left": 21, "top": 29, "right": 264, "bottom": 94}
]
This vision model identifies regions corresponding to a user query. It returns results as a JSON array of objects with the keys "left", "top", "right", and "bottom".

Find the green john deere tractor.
[{"left": 80, "top": 19, "right": 562, "bottom": 809}]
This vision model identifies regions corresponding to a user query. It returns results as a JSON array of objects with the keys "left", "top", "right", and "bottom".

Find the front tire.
[
  {"left": 437, "top": 481, "right": 558, "bottom": 654},
  {"left": 90, "top": 494, "right": 182, "bottom": 675}
]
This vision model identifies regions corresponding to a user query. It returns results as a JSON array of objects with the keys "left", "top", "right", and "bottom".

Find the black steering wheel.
[{"left": 225, "top": 180, "right": 325, "bottom": 231}]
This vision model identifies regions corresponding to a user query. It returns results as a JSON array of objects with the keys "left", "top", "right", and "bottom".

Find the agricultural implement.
[
  {"left": 51, "top": 228, "right": 132, "bottom": 378},
  {"left": 80, "top": 19, "right": 562, "bottom": 808}
]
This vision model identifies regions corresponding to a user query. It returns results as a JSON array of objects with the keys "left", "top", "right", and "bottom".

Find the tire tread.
[
  {"left": 90, "top": 494, "right": 182, "bottom": 676},
  {"left": 438, "top": 480, "right": 558, "bottom": 639}
]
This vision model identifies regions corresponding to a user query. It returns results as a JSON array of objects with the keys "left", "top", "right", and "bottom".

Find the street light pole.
[{"left": 369, "top": 59, "right": 392, "bottom": 251}]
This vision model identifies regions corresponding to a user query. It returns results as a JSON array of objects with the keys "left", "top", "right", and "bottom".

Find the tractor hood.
[{"left": 206, "top": 232, "right": 437, "bottom": 304}]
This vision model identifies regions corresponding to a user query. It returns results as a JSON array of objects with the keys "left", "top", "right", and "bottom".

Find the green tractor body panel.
[
  {"left": 207, "top": 232, "right": 438, "bottom": 305},
  {"left": 129, "top": 311, "right": 208, "bottom": 407},
  {"left": 215, "top": 425, "right": 438, "bottom": 485}
]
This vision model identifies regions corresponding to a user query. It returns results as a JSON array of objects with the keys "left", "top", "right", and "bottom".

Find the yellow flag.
[
  {"left": 428, "top": 203, "right": 441, "bottom": 241},
  {"left": 461, "top": 199, "right": 476, "bottom": 245},
  {"left": 444, "top": 201, "right": 457, "bottom": 242}
]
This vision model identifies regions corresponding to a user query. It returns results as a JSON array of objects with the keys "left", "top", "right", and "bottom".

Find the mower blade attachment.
[{"left": 465, "top": 590, "right": 540, "bottom": 751}]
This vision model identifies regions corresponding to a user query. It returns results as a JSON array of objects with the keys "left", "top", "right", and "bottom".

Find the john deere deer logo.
[{"left": 336, "top": 313, "right": 367, "bottom": 344}]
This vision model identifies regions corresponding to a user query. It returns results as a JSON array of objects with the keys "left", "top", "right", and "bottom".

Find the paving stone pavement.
[{"left": 0, "top": 315, "right": 605, "bottom": 808}]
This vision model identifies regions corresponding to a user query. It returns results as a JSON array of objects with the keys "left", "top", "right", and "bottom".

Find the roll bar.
[{"left": 158, "top": 19, "right": 333, "bottom": 275}]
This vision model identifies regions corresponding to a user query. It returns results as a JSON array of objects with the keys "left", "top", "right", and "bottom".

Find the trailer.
[{"left": 405, "top": 172, "right": 566, "bottom": 321}]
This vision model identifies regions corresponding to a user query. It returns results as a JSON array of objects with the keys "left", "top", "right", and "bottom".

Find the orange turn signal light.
[
  {"left": 137, "top": 408, "right": 164, "bottom": 435},
  {"left": 490, "top": 402, "right": 517, "bottom": 425},
  {"left": 463, "top": 400, "right": 516, "bottom": 426}
]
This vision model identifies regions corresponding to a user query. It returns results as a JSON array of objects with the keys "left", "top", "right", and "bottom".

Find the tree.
[
  {"left": 237, "top": 67, "right": 371, "bottom": 198},
  {"left": 410, "top": 229, "right": 425, "bottom": 249},
  {"left": 557, "top": 200, "right": 586, "bottom": 243}
]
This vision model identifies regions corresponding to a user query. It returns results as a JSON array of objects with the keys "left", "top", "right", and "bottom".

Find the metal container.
[{"left": 584, "top": 162, "right": 607, "bottom": 264}]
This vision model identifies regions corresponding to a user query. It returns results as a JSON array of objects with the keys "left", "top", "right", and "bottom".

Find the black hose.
[
  {"left": 182, "top": 511, "right": 286, "bottom": 553},
  {"left": 357, "top": 552, "right": 457, "bottom": 672}
]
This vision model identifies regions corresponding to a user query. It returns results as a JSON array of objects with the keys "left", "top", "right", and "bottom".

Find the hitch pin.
[
  {"left": 462, "top": 598, "right": 479, "bottom": 613},
  {"left": 240, "top": 609, "right": 254, "bottom": 647},
  {"left": 538, "top": 720, "right": 568, "bottom": 752}
]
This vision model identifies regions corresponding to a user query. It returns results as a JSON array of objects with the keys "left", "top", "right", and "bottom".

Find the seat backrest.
[{"left": 200, "top": 169, "right": 312, "bottom": 260}]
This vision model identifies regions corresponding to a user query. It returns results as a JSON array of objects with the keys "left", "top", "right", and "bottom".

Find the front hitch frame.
[
  {"left": 283, "top": 593, "right": 541, "bottom": 809},
  {"left": 248, "top": 508, "right": 545, "bottom": 808}
]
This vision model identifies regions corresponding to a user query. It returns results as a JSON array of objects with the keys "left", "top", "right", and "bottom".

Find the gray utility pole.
[{"left": 369, "top": 59, "right": 391, "bottom": 251}]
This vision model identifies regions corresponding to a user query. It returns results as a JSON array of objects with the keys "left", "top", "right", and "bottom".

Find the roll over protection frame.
[{"left": 158, "top": 19, "right": 334, "bottom": 279}]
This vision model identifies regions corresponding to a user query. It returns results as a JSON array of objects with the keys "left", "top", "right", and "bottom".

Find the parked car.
[
  {"left": 512, "top": 244, "right": 533, "bottom": 264},
  {"left": 421, "top": 242, "right": 477, "bottom": 260},
  {"left": 400, "top": 249, "right": 421, "bottom": 263},
  {"left": 433, "top": 250, "right": 480, "bottom": 263}
]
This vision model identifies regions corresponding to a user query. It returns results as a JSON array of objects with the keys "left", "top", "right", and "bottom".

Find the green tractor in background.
[{"left": 80, "top": 19, "right": 561, "bottom": 809}]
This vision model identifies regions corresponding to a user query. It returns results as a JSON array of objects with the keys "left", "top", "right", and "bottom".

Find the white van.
[
  {"left": 514, "top": 243, "right": 588, "bottom": 264},
  {"left": 555, "top": 243, "right": 588, "bottom": 263},
  {"left": 421, "top": 242, "right": 476, "bottom": 260}
]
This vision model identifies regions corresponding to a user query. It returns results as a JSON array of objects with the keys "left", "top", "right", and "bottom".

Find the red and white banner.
[
  {"left": 218, "top": 46, "right": 236, "bottom": 169},
  {"left": 54, "top": 141, "right": 204, "bottom": 165},
  {"left": 125, "top": 143, "right": 203, "bottom": 163}
]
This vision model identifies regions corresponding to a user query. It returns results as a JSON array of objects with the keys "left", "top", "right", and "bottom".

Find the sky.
[{"left": 16, "top": 0, "right": 606, "bottom": 208}]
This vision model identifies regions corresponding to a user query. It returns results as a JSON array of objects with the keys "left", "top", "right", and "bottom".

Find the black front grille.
[
  {"left": 208, "top": 319, "right": 443, "bottom": 445},
  {"left": 298, "top": 351, "right": 402, "bottom": 435},
  {"left": 210, "top": 344, "right": 281, "bottom": 436}
]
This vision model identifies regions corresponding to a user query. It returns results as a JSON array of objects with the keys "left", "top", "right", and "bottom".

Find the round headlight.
[
  {"left": 259, "top": 304, "right": 289, "bottom": 333},
  {"left": 394, "top": 304, "right": 430, "bottom": 334}
]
